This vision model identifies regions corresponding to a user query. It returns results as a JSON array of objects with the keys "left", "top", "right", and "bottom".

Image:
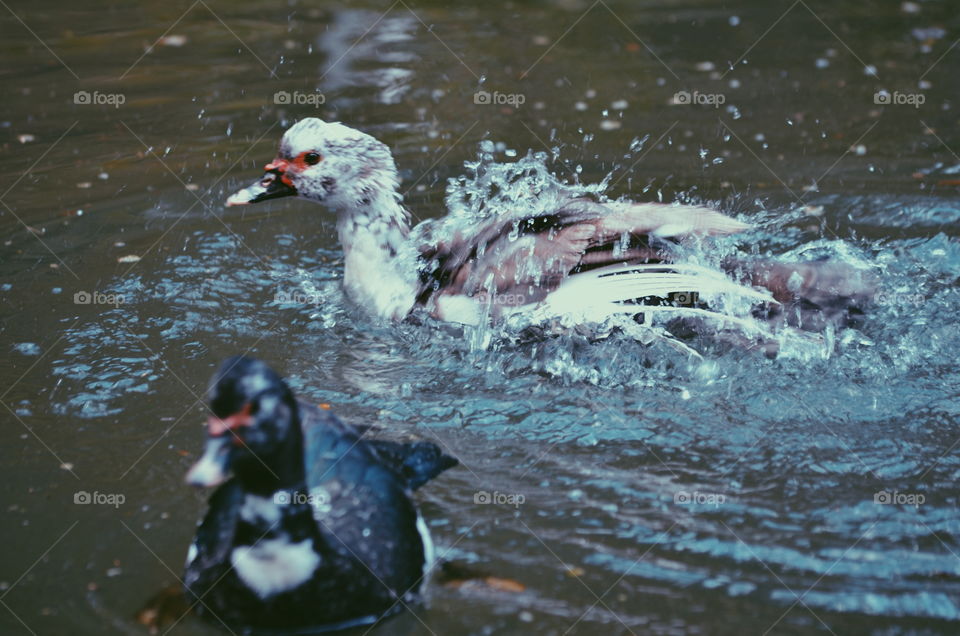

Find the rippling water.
[{"left": 2, "top": 1, "right": 959, "bottom": 634}]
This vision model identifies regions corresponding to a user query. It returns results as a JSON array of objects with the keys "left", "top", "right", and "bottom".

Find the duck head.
[
  {"left": 186, "top": 357, "right": 304, "bottom": 494},
  {"left": 225, "top": 118, "right": 400, "bottom": 213}
]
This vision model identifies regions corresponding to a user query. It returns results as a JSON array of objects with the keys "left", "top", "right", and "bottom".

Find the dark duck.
[{"left": 183, "top": 356, "right": 457, "bottom": 632}]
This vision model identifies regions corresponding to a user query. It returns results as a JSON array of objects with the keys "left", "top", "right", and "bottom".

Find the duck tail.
[{"left": 366, "top": 439, "right": 459, "bottom": 491}]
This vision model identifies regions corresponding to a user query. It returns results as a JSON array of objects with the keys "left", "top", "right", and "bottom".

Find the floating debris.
[
  {"left": 117, "top": 254, "right": 141, "bottom": 264},
  {"left": 911, "top": 27, "right": 946, "bottom": 42},
  {"left": 17, "top": 134, "right": 35, "bottom": 144},
  {"left": 437, "top": 561, "right": 526, "bottom": 593},
  {"left": 158, "top": 34, "right": 188, "bottom": 47},
  {"left": 901, "top": 1, "right": 921, "bottom": 14},
  {"left": 136, "top": 585, "right": 191, "bottom": 633}
]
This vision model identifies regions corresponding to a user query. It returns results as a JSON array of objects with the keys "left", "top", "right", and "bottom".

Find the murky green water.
[{"left": 2, "top": 1, "right": 960, "bottom": 634}]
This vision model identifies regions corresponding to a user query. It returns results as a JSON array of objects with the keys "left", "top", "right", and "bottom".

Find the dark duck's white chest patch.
[{"left": 230, "top": 534, "right": 321, "bottom": 599}]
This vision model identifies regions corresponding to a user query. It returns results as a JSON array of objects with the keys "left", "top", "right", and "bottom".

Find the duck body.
[
  {"left": 184, "top": 357, "right": 456, "bottom": 631},
  {"left": 225, "top": 119, "right": 756, "bottom": 323},
  {"left": 226, "top": 118, "right": 873, "bottom": 345}
]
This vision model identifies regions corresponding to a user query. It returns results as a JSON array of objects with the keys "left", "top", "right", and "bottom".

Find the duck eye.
[{"left": 304, "top": 152, "right": 322, "bottom": 165}]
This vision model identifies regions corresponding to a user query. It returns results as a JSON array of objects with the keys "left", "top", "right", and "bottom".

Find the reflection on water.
[{"left": 2, "top": 0, "right": 960, "bottom": 634}]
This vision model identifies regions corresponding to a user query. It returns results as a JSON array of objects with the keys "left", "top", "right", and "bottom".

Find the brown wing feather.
[{"left": 416, "top": 197, "right": 749, "bottom": 314}]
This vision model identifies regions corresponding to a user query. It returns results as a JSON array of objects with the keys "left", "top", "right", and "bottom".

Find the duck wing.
[
  {"left": 298, "top": 401, "right": 457, "bottom": 491},
  {"left": 361, "top": 439, "right": 459, "bottom": 491},
  {"left": 297, "top": 402, "right": 440, "bottom": 594},
  {"left": 183, "top": 480, "right": 244, "bottom": 600},
  {"left": 414, "top": 197, "right": 751, "bottom": 323}
]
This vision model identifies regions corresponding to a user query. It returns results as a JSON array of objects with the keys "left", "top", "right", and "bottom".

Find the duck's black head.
[{"left": 186, "top": 357, "right": 304, "bottom": 494}]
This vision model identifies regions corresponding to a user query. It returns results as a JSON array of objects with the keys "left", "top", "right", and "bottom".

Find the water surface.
[{"left": 2, "top": 1, "right": 960, "bottom": 634}]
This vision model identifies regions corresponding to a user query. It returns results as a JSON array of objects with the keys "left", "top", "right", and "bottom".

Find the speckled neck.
[
  {"left": 335, "top": 191, "right": 410, "bottom": 259},
  {"left": 334, "top": 191, "right": 418, "bottom": 320}
]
